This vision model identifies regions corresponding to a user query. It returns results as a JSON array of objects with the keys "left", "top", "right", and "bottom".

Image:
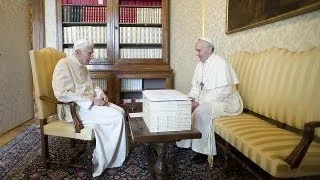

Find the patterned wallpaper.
[
  {"left": 45, "top": 0, "right": 58, "bottom": 48},
  {"left": 170, "top": 0, "right": 320, "bottom": 94},
  {"left": 0, "top": 0, "right": 33, "bottom": 135},
  {"left": 170, "top": 0, "right": 202, "bottom": 94}
]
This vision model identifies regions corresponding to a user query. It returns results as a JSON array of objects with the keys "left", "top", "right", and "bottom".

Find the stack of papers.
[{"left": 143, "top": 89, "right": 188, "bottom": 102}]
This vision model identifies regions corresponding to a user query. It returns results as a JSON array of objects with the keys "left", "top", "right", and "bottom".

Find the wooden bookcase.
[{"left": 56, "top": 0, "right": 173, "bottom": 105}]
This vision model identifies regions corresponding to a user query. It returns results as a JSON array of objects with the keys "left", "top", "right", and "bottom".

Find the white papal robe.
[
  {"left": 176, "top": 52, "right": 243, "bottom": 164},
  {"left": 52, "top": 55, "right": 128, "bottom": 177}
]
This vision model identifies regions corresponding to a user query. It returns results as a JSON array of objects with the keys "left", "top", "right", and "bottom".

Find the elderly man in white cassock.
[
  {"left": 52, "top": 39, "right": 128, "bottom": 177},
  {"left": 176, "top": 38, "right": 243, "bottom": 165}
]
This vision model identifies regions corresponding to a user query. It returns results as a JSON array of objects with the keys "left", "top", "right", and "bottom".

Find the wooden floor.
[{"left": 0, "top": 118, "right": 38, "bottom": 148}]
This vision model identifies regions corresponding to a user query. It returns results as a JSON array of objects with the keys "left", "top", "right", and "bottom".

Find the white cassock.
[
  {"left": 176, "top": 52, "right": 243, "bottom": 164},
  {"left": 52, "top": 55, "right": 128, "bottom": 177}
]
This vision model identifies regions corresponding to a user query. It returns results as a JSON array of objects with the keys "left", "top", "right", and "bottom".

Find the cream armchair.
[{"left": 29, "top": 47, "right": 94, "bottom": 174}]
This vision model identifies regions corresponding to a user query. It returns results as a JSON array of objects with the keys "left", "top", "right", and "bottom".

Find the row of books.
[
  {"left": 63, "top": 0, "right": 105, "bottom": 5},
  {"left": 63, "top": 26, "right": 107, "bottom": 43},
  {"left": 92, "top": 78, "right": 108, "bottom": 90},
  {"left": 63, "top": 6, "right": 161, "bottom": 24},
  {"left": 120, "top": 48, "right": 162, "bottom": 58},
  {"left": 120, "top": 27, "right": 162, "bottom": 44},
  {"left": 121, "top": 98, "right": 143, "bottom": 105},
  {"left": 120, "top": 0, "right": 161, "bottom": 6},
  {"left": 63, "top": 26, "right": 162, "bottom": 44},
  {"left": 121, "top": 79, "right": 143, "bottom": 91},
  {"left": 64, "top": 47, "right": 161, "bottom": 59},
  {"left": 119, "top": 7, "right": 161, "bottom": 24},
  {"left": 63, "top": 0, "right": 161, "bottom": 6},
  {"left": 64, "top": 48, "right": 107, "bottom": 58},
  {"left": 63, "top": 6, "right": 107, "bottom": 22}
]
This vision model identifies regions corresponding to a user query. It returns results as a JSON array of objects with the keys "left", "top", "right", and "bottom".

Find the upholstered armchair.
[{"left": 29, "top": 47, "right": 94, "bottom": 174}]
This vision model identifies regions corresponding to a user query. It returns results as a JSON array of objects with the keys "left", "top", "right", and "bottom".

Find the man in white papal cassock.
[
  {"left": 52, "top": 39, "right": 128, "bottom": 177},
  {"left": 176, "top": 37, "right": 243, "bottom": 165}
]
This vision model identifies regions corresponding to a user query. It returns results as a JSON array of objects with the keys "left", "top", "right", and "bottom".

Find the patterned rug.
[{"left": 0, "top": 125, "right": 254, "bottom": 180}]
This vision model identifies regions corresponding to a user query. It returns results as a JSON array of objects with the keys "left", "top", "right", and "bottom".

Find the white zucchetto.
[
  {"left": 199, "top": 37, "right": 214, "bottom": 46},
  {"left": 73, "top": 39, "right": 94, "bottom": 50}
]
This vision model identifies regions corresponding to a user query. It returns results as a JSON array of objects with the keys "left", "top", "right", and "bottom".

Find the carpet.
[{"left": 0, "top": 125, "right": 254, "bottom": 180}]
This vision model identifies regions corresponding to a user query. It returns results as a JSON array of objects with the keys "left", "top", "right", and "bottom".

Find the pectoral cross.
[{"left": 200, "top": 81, "right": 204, "bottom": 90}]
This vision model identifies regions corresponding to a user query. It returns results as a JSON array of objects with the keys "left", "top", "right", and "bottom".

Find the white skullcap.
[
  {"left": 73, "top": 39, "right": 94, "bottom": 50},
  {"left": 199, "top": 37, "right": 214, "bottom": 46}
]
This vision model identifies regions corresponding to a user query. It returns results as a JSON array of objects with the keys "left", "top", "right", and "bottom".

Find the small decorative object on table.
[{"left": 129, "top": 104, "right": 136, "bottom": 112}]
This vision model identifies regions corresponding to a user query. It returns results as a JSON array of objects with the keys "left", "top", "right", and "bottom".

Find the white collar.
[{"left": 201, "top": 52, "right": 216, "bottom": 64}]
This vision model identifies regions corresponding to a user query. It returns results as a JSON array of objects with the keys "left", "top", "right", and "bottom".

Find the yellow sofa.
[{"left": 214, "top": 47, "right": 320, "bottom": 179}]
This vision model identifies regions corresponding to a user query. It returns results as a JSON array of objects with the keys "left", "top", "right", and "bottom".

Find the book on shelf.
[
  {"left": 63, "top": 26, "right": 107, "bottom": 43},
  {"left": 120, "top": 48, "right": 162, "bottom": 59},
  {"left": 92, "top": 78, "right": 108, "bottom": 90},
  {"left": 64, "top": 48, "right": 107, "bottom": 59},
  {"left": 63, "top": 5, "right": 107, "bottom": 23},
  {"left": 120, "top": 7, "right": 161, "bottom": 24},
  {"left": 121, "top": 79, "right": 143, "bottom": 91},
  {"left": 63, "top": 0, "right": 106, "bottom": 5},
  {"left": 121, "top": 98, "right": 143, "bottom": 105},
  {"left": 120, "top": 27, "right": 162, "bottom": 44},
  {"left": 120, "top": 0, "right": 161, "bottom": 6}
]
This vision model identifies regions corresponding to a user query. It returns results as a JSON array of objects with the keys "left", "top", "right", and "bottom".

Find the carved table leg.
[{"left": 155, "top": 143, "right": 168, "bottom": 180}]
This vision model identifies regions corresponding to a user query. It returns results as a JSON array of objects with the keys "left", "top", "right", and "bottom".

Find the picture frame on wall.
[{"left": 226, "top": 0, "right": 320, "bottom": 34}]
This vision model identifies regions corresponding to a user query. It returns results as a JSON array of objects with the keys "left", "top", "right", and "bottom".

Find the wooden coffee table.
[{"left": 125, "top": 102, "right": 202, "bottom": 180}]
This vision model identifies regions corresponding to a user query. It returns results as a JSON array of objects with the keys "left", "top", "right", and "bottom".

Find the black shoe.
[{"left": 192, "top": 153, "right": 208, "bottom": 164}]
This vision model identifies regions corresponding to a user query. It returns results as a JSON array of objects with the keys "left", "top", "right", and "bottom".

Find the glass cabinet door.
[
  {"left": 59, "top": 0, "right": 111, "bottom": 64},
  {"left": 114, "top": 0, "right": 169, "bottom": 64}
]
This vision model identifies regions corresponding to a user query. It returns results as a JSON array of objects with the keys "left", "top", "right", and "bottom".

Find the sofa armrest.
[
  {"left": 40, "top": 95, "right": 84, "bottom": 133},
  {"left": 285, "top": 121, "right": 320, "bottom": 169}
]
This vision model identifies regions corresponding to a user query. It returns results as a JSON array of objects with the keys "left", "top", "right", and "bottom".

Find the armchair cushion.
[{"left": 44, "top": 119, "right": 94, "bottom": 141}]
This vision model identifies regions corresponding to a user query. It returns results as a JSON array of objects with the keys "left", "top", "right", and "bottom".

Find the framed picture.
[{"left": 226, "top": 0, "right": 320, "bottom": 34}]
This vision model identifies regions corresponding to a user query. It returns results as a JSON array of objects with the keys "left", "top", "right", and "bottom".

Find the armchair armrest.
[
  {"left": 285, "top": 121, "right": 320, "bottom": 169},
  {"left": 40, "top": 95, "right": 58, "bottom": 104},
  {"left": 40, "top": 95, "right": 84, "bottom": 133},
  {"left": 69, "top": 101, "right": 84, "bottom": 133}
]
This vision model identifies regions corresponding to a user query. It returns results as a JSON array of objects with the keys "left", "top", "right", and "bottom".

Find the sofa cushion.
[
  {"left": 214, "top": 113, "right": 320, "bottom": 178},
  {"left": 229, "top": 47, "right": 320, "bottom": 137}
]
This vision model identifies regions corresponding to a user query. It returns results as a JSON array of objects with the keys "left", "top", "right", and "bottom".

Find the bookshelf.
[
  {"left": 57, "top": 0, "right": 172, "bottom": 105},
  {"left": 58, "top": 0, "right": 110, "bottom": 64},
  {"left": 115, "top": 72, "right": 173, "bottom": 105},
  {"left": 118, "top": 0, "right": 162, "bottom": 60}
]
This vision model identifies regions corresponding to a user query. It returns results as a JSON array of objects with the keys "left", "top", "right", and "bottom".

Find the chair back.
[{"left": 30, "top": 48, "right": 66, "bottom": 119}]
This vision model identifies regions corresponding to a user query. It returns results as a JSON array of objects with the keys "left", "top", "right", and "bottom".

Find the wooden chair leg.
[
  {"left": 222, "top": 142, "right": 231, "bottom": 171},
  {"left": 41, "top": 133, "right": 49, "bottom": 168},
  {"left": 216, "top": 135, "right": 231, "bottom": 171},
  {"left": 40, "top": 119, "right": 49, "bottom": 169}
]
